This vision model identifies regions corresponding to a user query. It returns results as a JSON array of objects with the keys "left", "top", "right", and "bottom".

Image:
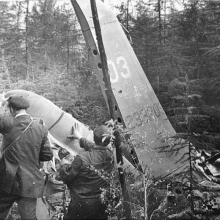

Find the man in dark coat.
[
  {"left": 0, "top": 95, "right": 53, "bottom": 220},
  {"left": 59, "top": 123, "right": 114, "bottom": 220}
]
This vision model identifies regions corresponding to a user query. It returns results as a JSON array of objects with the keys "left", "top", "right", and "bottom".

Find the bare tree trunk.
[
  {"left": 25, "top": 0, "right": 29, "bottom": 80},
  {"left": 163, "top": 0, "right": 166, "bottom": 44},
  {"left": 16, "top": 2, "right": 22, "bottom": 82},
  {"left": 2, "top": 49, "right": 11, "bottom": 90},
  {"left": 158, "top": 0, "right": 162, "bottom": 44},
  {"left": 66, "top": 8, "right": 70, "bottom": 74}
]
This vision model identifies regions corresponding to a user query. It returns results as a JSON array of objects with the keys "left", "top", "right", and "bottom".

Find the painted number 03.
[{"left": 108, "top": 56, "right": 131, "bottom": 83}]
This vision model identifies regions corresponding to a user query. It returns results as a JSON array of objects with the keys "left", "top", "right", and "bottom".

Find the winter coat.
[
  {"left": 0, "top": 114, "right": 53, "bottom": 198},
  {"left": 59, "top": 137, "right": 114, "bottom": 200}
]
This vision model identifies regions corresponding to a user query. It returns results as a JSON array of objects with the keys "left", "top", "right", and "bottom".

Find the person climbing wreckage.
[{"left": 58, "top": 122, "right": 114, "bottom": 220}]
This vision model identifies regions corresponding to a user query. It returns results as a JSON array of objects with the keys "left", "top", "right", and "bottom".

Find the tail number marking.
[{"left": 108, "top": 56, "right": 131, "bottom": 83}]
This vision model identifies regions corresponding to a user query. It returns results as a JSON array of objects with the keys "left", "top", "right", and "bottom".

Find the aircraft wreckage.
[{"left": 1, "top": 0, "right": 220, "bottom": 219}]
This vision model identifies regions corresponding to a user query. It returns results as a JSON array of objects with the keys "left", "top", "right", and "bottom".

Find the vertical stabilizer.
[{"left": 71, "top": 0, "right": 187, "bottom": 177}]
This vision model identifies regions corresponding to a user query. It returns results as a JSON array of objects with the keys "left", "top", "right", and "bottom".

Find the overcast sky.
[
  {"left": 0, "top": 0, "right": 126, "bottom": 5},
  {"left": 0, "top": 0, "right": 127, "bottom": 12}
]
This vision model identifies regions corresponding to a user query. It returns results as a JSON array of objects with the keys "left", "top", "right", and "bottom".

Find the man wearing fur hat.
[
  {"left": 0, "top": 95, "right": 53, "bottom": 220},
  {"left": 59, "top": 123, "right": 114, "bottom": 220}
]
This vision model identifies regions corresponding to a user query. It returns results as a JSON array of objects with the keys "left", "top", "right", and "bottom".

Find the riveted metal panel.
[{"left": 71, "top": 0, "right": 187, "bottom": 177}]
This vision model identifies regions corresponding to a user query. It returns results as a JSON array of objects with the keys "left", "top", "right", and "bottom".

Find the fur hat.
[{"left": 8, "top": 95, "right": 30, "bottom": 109}]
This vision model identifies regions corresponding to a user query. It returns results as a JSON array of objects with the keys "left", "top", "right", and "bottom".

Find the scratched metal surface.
[{"left": 72, "top": 0, "right": 187, "bottom": 177}]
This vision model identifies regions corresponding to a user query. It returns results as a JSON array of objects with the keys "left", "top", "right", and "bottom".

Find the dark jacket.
[
  {"left": 0, "top": 114, "right": 53, "bottom": 198},
  {"left": 59, "top": 138, "right": 114, "bottom": 200}
]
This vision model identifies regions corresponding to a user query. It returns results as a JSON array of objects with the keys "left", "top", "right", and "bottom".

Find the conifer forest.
[{"left": 2, "top": 0, "right": 220, "bottom": 219}]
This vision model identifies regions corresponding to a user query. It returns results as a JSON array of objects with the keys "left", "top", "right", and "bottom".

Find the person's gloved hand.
[{"left": 67, "top": 122, "right": 83, "bottom": 140}]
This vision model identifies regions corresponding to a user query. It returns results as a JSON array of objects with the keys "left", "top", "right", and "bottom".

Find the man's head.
[
  {"left": 58, "top": 148, "right": 70, "bottom": 160},
  {"left": 93, "top": 125, "right": 111, "bottom": 147},
  {"left": 8, "top": 95, "right": 30, "bottom": 116}
]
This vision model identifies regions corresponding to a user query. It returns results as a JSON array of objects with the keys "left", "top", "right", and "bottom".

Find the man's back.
[
  {"left": 68, "top": 146, "right": 114, "bottom": 199},
  {"left": 0, "top": 114, "right": 53, "bottom": 198},
  {"left": 59, "top": 124, "right": 113, "bottom": 220}
]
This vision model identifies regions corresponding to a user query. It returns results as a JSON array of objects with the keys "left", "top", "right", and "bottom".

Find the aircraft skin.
[
  {"left": 1, "top": 90, "right": 137, "bottom": 175},
  {"left": 4, "top": 89, "right": 93, "bottom": 156},
  {"left": 71, "top": 0, "right": 187, "bottom": 178},
  {"left": 0, "top": 1, "right": 187, "bottom": 217},
  {"left": 0, "top": 89, "right": 138, "bottom": 220}
]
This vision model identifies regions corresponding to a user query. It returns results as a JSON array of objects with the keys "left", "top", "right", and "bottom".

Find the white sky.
[
  {"left": 0, "top": 0, "right": 184, "bottom": 17},
  {"left": 0, "top": 0, "right": 126, "bottom": 5},
  {"left": 0, "top": 0, "right": 127, "bottom": 13},
  {"left": 105, "top": 0, "right": 127, "bottom": 7},
  {"left": 0, "top": 0, "right": 182, "bottom": 16}
]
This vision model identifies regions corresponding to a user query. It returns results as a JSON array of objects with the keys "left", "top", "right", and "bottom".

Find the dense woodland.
[{"left": 2, "top": 0, "right": 220, "bottom": 219}]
